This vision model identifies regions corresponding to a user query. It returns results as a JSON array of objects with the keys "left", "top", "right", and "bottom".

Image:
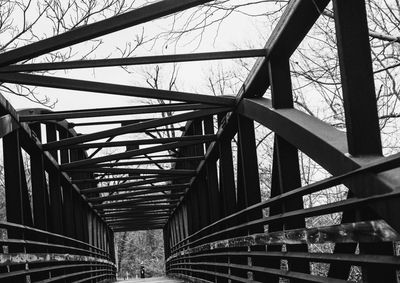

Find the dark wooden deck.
[{"left": 121, "top": 277, "right": 183, "bottom": 283}]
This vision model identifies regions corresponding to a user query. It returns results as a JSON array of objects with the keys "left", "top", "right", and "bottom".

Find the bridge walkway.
[{"left": 120, "top": 277, "right": 183, "bottom": 283}]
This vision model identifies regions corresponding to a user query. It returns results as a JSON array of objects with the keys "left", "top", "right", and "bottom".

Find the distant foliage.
[{"left": 114, "top": 230, "right": 165, "bottom": 279}]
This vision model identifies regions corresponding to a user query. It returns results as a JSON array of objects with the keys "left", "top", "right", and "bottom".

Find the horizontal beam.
[
  {"left": 45, "top": 108, "right": 228, "bottom": 149},
  {"left": 82, "top": 183, "right": 187, "bottom": 195},
  {"left": 82, "top": 184, "right": 188, "bottom": 196},
  {"left": 95, "top": 197, "right": 181, "bottom": 209},
  {"left": 170, "top": 221, "right": 399, "bottom": 258},
  {"left": 105, "top": 214, "right": 171, "bottom": 221},
  {"left": 108, "top": 220, "right": 169, "bottom": 226},
  {"left": 20, "top": 103, "right": 216, "bottom": 122},
  {"left": 97, "top": 192, "right": 183, "bottom": 203},
  {"left": 71, "top": 175, "right": 159, "bottom": 184},
  {"left": 70, "top": 118, "right": 150, "bottom": 127},
  {"left": 110, "top": 219, "right": 168, "bottom": 225},
  {"left": 69, "top": 167, "right": 195, "bottom": 176},
  {"left": 91, "top": 156, "right": 203, "bottom": 166},
  {"left": 110, "top": 221, "right": 167, "bottom": 226},
  {"left": 112, "top": 226, "right": 164, "bottom": 232},
  {"left": 88, "top": 184, "right": 189, "bottom": 202},
  {"left": 0, "top": 49, "right": 266, "bottom": 72},
  {"left": 109, "top": 222, "right": 168, "bottom": 228},
  {"left": 72, "top": 174, "right": 189, "bottom": 184},
  {"left": 63, "top": 135, "right": 216, "bottom": 150},
  {"left": 100, "top": 201, "right": 179, "bottom": 212},
  {"left": 0, "top": 253, "right": 115, "bottom": 266},
  {"left": 100, "top": 204, "right": 175, "bottom": 213},
  {"left": 0, "top": 0, "right": 213, "bottom": 66},
  {"left": 170, "top": 251, "right": 400, "bottom": 267},
  {"left": 0, "top": 73, "right": 235, "bottom": 106},
  {"left": 60, "top": 140, "right": 204, "bottom": 169},
  {"left": 80, "top": 175, "right": 192, "bottom": 194},
  {"left": 107, "top": 219, "right": 170, "bottom": 226},
  {"left": 102, "top": 209, "right": 173, "bottom": 218},
  {"left": 86, "top": 167, "right": 195, "bottom": 176}
]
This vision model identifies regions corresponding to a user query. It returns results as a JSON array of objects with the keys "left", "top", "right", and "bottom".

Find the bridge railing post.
[{"left": 332, "top": 1, "right": 396, "bottom": 281}]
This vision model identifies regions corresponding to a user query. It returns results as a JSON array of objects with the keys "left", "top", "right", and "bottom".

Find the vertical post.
[
  {"left": 83, "top": 203, "right": 90, "bottom": 244},
  {"left": 3, "top": 130, "right": 25, "bottom": 249},
  {"left": 182, "top": 202, "right": 189, "bottom": 238},
  {"left": 109, "top": 228, "right": 116, "bottom": 263},
  {"left": 30, "top": 147, "right": 48, "bottom": 231},
  {"left": 177, "top": 208, "right": 186, "bottom": 241},
  {"left": 204, "top": 116, "right": 220, "bottom": 223},
  {"left": 18, "top": 145, "right": 33, "bottom": 228},
  {"left": 73, "top": 193, "right": 84, "bottom": 241},
  {"left": 193, "top": 120, "right": 209, "bottom": 229},
  {"left": 186, "top": 193, "right": 194, "bottom": 236},
  {"left": 216, "top": 137, "right": 235, "bottom": 282},
  {"left": 45, "top": 124, "right": 64, "bottom": 236},
  {"left": 333, "top": 0, "right": 381, "bottom": 156},
  {"left": 170, "top": 215, "right": 177, "bottom": 249},
  {"left": 218, "top": 133, "right": 236, "bottom": 218},
  {"left": 28, "top": 140, "right": 51, "bottom": 279},
  {"left": 237, "top": 116, "right": 262, "bottom": 216},
  {"left": 163, "top": 226, "right": 171, "bottom": 273},
  {"left": 332, "top": 1, "right": 395, "bottom": 281},
  {"left": 59, "top": 129, "right": 75, "bottom": 238},
  {"left": 92, "top": 213, "right": 97, "bottom": 248},
  {"left": 175, "top": 209, "right": 183, "bottom": 245},
  {"left": 237, "top": 115, "right": 263, "bottom": 281},
  {"left": 266, "top": 58, "right": 309, "bottom": 281},
  {"left": 47, "top": 164, "right": 64, "bottom": 237},
  {"left": 46, "top": 124, "right": 58, "bottom": 161},
  {"left": 69, "top": 148, "right": 88, "bottom": 243}
]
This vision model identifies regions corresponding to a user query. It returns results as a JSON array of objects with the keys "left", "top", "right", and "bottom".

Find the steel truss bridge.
[{"left": 0, "top": 0, "right": 399, "bottom": 282}]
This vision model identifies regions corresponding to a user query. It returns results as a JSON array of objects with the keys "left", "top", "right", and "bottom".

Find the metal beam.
[
  {"left": 94, "top": 196, "right": 181, "bottom": 209},
  {"left": 237, "top": 97, "right": 400, "bottom": 232},
  {"left": 235, "top": 0, "right": 330, "bottom": 100},
  {"left": 69, "top": 118, "right": 150, "bottom": 127},
  {"left": 61, "top": 135, "right": 216, "bottom": 150},
  {"left": 333, "top": 0, "right": 381, "bottom": 156},
  {"left": 71, "top": 157, "right": 203, "bottom": 169},
  {"left": 19, "top": 103, "right": 217, "bottom": 122},
  {"left": 44, "top": 108, "right": 229, "bottom": 149},
  {"left": 0, "top": 49, "right": 266, "bottom": 72},
  {"left": 91, "top": 156, "right": 203, "bottom": 166},
  {"left": 170, "top": 0, "right": 331, "bottom": 219},
  {"left": 105, "top": 213, "right": 171, "bottom": 220},
  {"left": 68, "top": 167, "right": 195, "bottom": 177},
  {"left": 0, "top": 73, "right": 235, "bottom": 106},
  {"left": 72, "top": 174, "right": 186, "bottom": 184},
  {"left": 60, "top": 140, "right": 203, "bottom": 169},
  {"left": 108, "top": 219, "right": 169, "bottom": 224},
  {"left": 100, "top": 204, "right": 175, "bottom": 213},
  {"left": 82, "top": 183, "right": 187, "bottom": 195},
  {"left": 102, "top": 209, "right": 173, "bottom": 218},
  {"left": 0, "top": 0, "right": 214, "bottom": 66},
  {"left": 0, "top": 114, "right": 19, "bottom": 138},
  {"left": 88, "top": 184, "right": 189, "bottom": 202},
  {"left": 112, "top": 226, "right": 164, "bottom": 232}
]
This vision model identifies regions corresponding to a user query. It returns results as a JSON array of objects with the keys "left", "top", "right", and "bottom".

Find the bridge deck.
[{"left": 120, "top": 277, "right": 183, "bottom": 283}]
